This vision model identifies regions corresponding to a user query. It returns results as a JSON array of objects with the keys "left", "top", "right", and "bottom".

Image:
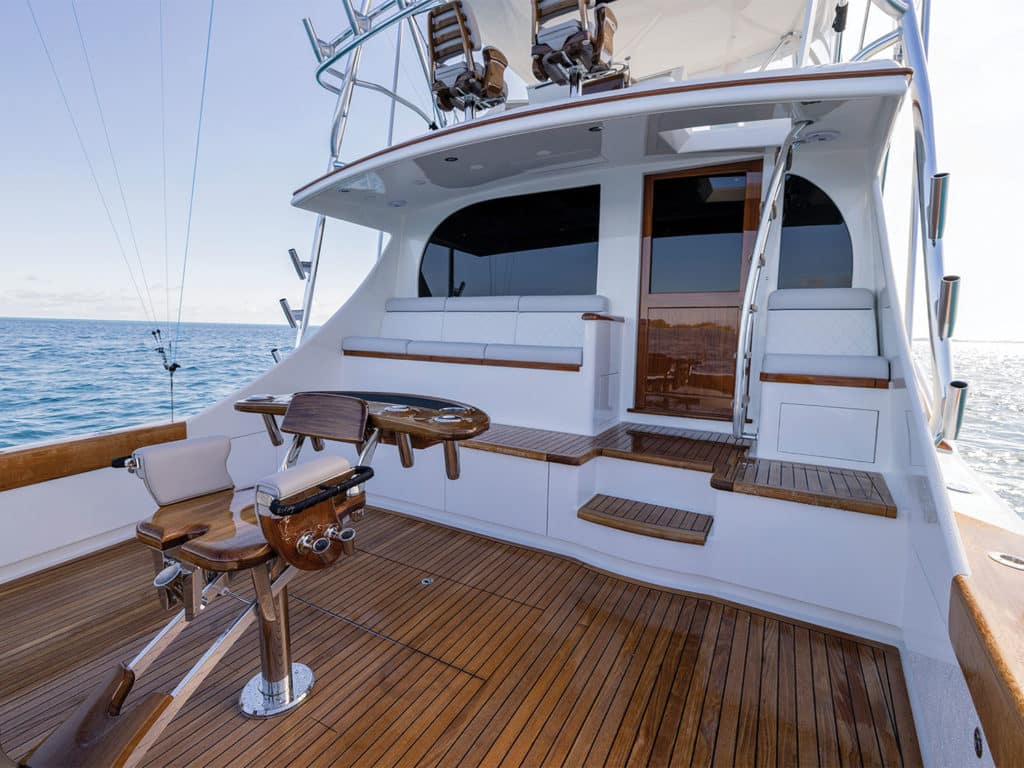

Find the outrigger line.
[{"left": 151, "top": 329, "right": 180, "bottom": 421}]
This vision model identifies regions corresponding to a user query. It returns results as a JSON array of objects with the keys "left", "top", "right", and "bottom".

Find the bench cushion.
[
  {"left": 767, "top": 288, "right": 875, "bottom": 311},
  {"left": 444, "top": 296, "right": 520, "bottom": 312},
  {"left": 407, "top": 340, "right": 486, "bottom": 360},
  {"left": 342, "top": 336, "right": 410, "bottom": 354},
  {"left": 484, "top": 343, "right": 582, "bottom": 366},
  {"left": 517, "top": 295, "right": 609, "bottom": 312},
  {"left": 762, "top": 353, "right": 889, "bottom": 381},
  {"left": 384, "top": 297, "right": 447, "bottom": 312}
]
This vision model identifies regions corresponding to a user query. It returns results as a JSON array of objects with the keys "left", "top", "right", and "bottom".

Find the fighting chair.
[
  {"left": 531, "top": 0, "right": 618, "bottom": 93},
  {"left": 428, "top": 0, "right": 508, "bottom": 118},
  {"left": 1, "top": 395, "right": 375, "bottom": 767}
]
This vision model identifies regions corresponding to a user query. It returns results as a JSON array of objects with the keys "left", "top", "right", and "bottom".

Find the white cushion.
[
  {"left": 384, "top": 297, "right": 447, "bottom": 312},
  {"left": 444, "top": 311, "right": 517, "bottom": 344},
  {"left": 255, "top": 455, "right": 351, "bottom": 517},
  {"left": 767, "top": 288, "right": 875, "bottom": 311},
  {"left": 484, "top": 344, "right": 582, "bottom": 366},
  {"left": 762, "top": 353, "right": 890, "bottom": 381},
  {"left": 444, "top": 296, "right": 520, "bottom": 312},
  {"left": 515, "top": 313, "right": 584, "bottom": 347},
  {"left": 381, "top": 312, "right": 444, "bottom": 340},
  {"left": 133, "top": 435, "right": 234, "bottom": 506},
  {"left": 517, "top": 295, "right": 608, "bottom": 312},
  {"left": 407, "top": 340, "right": 485, "bottom": 360},
  {"left": 342, "top": 336, "right": 410, "bottom": 354},
  {"left": 765, "top": 309, "right": 878, "bottom": 356}
]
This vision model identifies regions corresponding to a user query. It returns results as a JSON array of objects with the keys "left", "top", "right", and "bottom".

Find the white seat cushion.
[
  {"left": 342, "top": 336, "right": 410, "bottom": 355},
  {"left": 407, "top": 340, "right": 485, "bottom": 361},
  {"left": 517, "top": 295, "right": 608, "bottom": 312},
  {"left": 762, "top": 353, "right": 889, "bottom": 381},
  {"left": 255, "top": 455, "right": 350, "bottom": 515},
  {"left": 484, "top": 344, "right": 582, "bottom": 366}
]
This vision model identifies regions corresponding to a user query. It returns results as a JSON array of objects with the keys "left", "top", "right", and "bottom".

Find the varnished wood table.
[{"left": 234, "top": 390, "right": 490, "bottom": 479}]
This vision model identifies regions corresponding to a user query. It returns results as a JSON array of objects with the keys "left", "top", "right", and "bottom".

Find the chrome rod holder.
[
  {"left": 279, "top": 298, "right": 304, "bottom": 329},
  {"left": 928, "top": 172, "right": 949, "bottom": 242},
  {"left": 940, "top": 380, "right": 968, "bottom": 442},
  {"left": 937, "top": 275, "right": 960, "bottom": 340},
  {"left": 288, "top": 248, "right": 311, "bottom": 280}
]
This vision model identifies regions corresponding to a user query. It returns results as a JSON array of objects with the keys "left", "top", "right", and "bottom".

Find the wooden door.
[{"left": 634, "top": 162, "right": 762, "bottom": 420}]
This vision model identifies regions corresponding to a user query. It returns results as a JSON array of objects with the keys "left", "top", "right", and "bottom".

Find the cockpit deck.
[{"left": 1, "top": 509, "right": 921, "bottom": 767}]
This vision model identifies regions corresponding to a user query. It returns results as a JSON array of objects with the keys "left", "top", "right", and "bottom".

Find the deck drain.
[
  {"left": 421, "top": 577, "right": 434, "bottom": 586},
  {"left": 987, "top": 551, "right": 1024, "bottom": 571}
]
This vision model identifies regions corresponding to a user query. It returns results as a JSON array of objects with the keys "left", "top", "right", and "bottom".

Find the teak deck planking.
[
  {"left": 711, "top": 457, "right": 898, "bottom": 518},
  {"left": 0, "top": 510, "right": 920, "bottom": 767},
  {"left": 464, "top": 421, "right": 751, "bottom": 472},
  {"left": 578, "top": 493, "right": 713, "bottom": 545}
]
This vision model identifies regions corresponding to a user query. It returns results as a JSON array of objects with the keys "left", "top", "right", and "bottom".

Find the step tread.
[
  {"left": 710, "top": 457, "right": 897, "bottom": 518},
  {"left": 577, "top": 494, "right": 712, "bottom": 545},
  {"left": 465, "top": 422, "right": 750, "bottom": 472}
]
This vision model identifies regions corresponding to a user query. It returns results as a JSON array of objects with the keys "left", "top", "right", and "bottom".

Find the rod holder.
[
  {"left": 928, "top": 172, "right": 949, "bottom": 241},
  {"left": 937, "top": 275, "right": 960, "bottom": 340},
  {"left": 941, "top": 380, "right": 968, "bottom": 442},
  {"left": 279, "top": 298, "right": 304, "bottom": 329},
  {"left": 271, "top": 348, "right": 282, "bottom": 364},
  {"left": 288, "top": 248, "right": 310, "bottom": 280}
]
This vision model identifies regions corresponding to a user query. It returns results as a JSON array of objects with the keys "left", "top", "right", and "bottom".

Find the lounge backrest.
[
  {"left": 515, "top": 294, "right": 608, "bottom": 346},
  {"left": 764, "top": 288, "right": 879, "bottom": 357},
  {"left": 442, "top": 295, "right": 520, "bottom": 343},
  {"left": 381, "top": 297, "right": 446, "bottom": 340}
]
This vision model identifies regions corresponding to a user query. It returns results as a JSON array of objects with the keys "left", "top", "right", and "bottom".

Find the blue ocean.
[{"left": 1, "top": 316, "right": 1021, "bottom": 517}]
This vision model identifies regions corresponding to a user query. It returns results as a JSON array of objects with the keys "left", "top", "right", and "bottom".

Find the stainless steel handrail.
[
  {"left": 851, "top": 29, "right": 901, "bottom": 61},
  {"left": 731, "top": 120, "right": 811, "bottom": 438}
]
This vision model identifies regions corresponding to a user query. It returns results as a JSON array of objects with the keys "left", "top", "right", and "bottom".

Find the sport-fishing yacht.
[{"left": 2, "top": 0, "right": 1022, "bottom": 765}]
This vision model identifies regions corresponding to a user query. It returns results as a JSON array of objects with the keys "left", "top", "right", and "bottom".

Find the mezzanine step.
[
  {"left": 577, "top": 493, "right": 713, "bottom": 545},
  {"left": 464, "top": 422, "right": 750, "bottom": 472},
  {"left": 711, "top": 457, "right": 898, "bottom": 518}
]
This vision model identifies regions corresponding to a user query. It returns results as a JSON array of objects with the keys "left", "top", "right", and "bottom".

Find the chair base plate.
[{"left": 239, "top": 664, "right": 314, "bottom": 718}]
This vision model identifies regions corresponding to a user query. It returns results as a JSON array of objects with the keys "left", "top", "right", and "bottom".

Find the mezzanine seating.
[{"left": 342, "top": 294, "right": 611, "bottom": 370}]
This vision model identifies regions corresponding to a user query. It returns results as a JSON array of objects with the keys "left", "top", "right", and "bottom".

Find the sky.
[{"left": 0, "top": 0, "right": 1022, "bottom": 341}]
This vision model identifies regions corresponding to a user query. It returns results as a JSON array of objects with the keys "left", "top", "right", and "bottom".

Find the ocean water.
[{"left": 1, "top": 317, "right": 1021, "bottom": 518}]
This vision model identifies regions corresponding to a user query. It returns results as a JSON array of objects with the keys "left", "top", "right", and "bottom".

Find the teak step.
[
  {"left": 577, "top": 494, "right": 713, "bottom": 545},
  {"left": 465, "top": 422, "right": 750, "bottom": 472},
  {"left": 711, "top": 457, "right": 897, "bottom": 518}
]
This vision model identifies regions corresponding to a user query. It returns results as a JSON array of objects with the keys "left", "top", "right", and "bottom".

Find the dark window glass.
[
  {"left": 648, "top": 173, "right": 746, "bottom": 294},
  {"left": 778, "top": 175, "right": 853, "bottom": 289},
  {"left": 418, "top": 186, "right": 600, "bottom": 297}
]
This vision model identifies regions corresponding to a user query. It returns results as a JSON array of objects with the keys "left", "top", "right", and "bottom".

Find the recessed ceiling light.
[
  {"left": 800, "top": 130, "right": 841, "bottom": 143},
  {"left": 588, "top": 125, "right": 602, "bottom": 132},
  {"left": 389, "top": 199, "right": 407, "bottom": 208},
  {"left": 536, "top": 149, "right": 551, "bottom": 157},
  {"left": 470, "top": 163, "right": 484, "bottom": 171},
  {"left": 444, "top": 156, "right": 458, "bottom": 162}
]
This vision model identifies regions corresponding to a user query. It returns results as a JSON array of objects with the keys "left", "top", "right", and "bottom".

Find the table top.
[{"left": 234, "top": 390, "right": 490, "bottom": 442}]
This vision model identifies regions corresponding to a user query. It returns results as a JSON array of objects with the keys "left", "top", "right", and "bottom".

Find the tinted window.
[
  {"left": 648, "top": 173, "right": 746, "bottom": 294},
  {"left": 778, "top": 175, "right": 853, "bottom": 289},
  {"left": 419, "top": 186, "right": 599, "bottom": 297}
]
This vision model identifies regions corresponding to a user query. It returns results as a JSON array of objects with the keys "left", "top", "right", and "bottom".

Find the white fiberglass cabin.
[{"left": 2, "top": 1, "right": 1023, "bottom": 767}]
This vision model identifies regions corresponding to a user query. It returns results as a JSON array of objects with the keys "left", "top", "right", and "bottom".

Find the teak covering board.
[
  {"left": 0, "top": 422, "right": 186, "bottom": 493},
  {"left": 1, "top": 510, "right": 921, "bottom": 767}
]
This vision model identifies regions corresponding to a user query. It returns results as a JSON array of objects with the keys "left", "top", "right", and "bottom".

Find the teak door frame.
[{"left": 634, "top": 160, "right": 764, "bottom": 418}]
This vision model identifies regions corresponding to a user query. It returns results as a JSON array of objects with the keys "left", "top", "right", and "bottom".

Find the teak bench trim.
[{"left": 343, "top": 349, "right": 581, "bottom": 372}]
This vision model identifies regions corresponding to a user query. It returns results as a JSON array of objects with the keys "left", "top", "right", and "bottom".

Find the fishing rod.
[{"left": 151, "top": 329, "right": 181, "bottom": 421}]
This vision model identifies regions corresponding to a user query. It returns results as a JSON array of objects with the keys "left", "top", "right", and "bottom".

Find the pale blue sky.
[{"left": 1, "top": 0, "right": 1021, "bottom": 341}]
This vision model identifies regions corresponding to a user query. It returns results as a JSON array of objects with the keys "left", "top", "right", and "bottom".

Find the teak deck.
[
  {"left": 578, "top": 493, "right": 713, "bottom": 545},
  {"left": 711, "top": 457, "right": 899, "bottom": 519},
  {"left": 0, "top": 511, "right": 921, "bottom": 767},
  {"left": 465, "top": 421, "right": 751, "bottom": 472}
]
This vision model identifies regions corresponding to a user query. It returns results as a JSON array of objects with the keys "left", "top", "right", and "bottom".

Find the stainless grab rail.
[{"left": 731, "top": 120, "right": 811, "bottom": 438}]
